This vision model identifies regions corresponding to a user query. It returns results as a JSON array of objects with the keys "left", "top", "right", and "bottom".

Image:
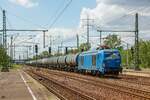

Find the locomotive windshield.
[{"left": 104, "top": 52, "right": 120, "bottom": 60}]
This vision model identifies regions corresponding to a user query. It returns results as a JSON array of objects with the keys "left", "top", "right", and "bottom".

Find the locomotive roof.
[{"left": 80, "top": 49, "right": 119, "bottom": 55}]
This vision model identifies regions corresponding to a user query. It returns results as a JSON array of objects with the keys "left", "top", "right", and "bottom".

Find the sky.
[
  {"left": 0, "top": 0, "right": 96, "bottom": 29},
  {"left": 0, "top": 0, "right": 150, "bottom": 59}
]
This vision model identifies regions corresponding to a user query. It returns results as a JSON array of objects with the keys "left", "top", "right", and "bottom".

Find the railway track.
[
  {"left": 26, "top": 70, "right": 96, "bottom": 100},
  {"left": 119, "top": 74, "right": 150, "bottom": 86},
  {"left": 124, "top": 70, "right": 150, "bottom": 74},
  {"left": 40, "top": 69, "right": 150, "bottom": 100}
]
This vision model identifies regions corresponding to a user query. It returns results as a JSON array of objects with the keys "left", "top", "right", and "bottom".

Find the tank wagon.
[{"left": 26, "top": 49, "right": 122, "bottom": 75}]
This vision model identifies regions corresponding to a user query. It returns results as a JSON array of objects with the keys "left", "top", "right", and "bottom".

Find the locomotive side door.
[{"left": 96, "top": 53, "right": 103, "bottom": 70}]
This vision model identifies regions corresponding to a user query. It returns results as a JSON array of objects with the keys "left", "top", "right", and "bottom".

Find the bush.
[{"left": 0, "top": 45, "right": 11, "bottom": 68}]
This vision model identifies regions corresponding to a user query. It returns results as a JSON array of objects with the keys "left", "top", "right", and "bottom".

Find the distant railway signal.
[
  {"left": 65, "top": 47, "right": 68, "bottom": 54},
  {"left": 131, "top": 47, "right": 134, "bottom": 59},
  {"left": 49, "top": 47, "right": 51, "bottom": 54},
  {"left": 35, "top": 45, "right": 38, "bottom": 54}
]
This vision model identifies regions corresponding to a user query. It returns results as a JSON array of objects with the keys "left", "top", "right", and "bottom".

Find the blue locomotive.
[
  {"left": 78, "top": 49, "right": 122, "bottom": 75},
  {"left": 26, "top": 49, "right": 122, "bottom": 75}
]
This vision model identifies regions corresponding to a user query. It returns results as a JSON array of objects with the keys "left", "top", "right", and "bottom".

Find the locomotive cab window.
[
  {"left": 92, "top": 55, "right": 96, "bottom": 66},
  {"left": 105, "top": 52, "right": 120, "bottom": 60}
]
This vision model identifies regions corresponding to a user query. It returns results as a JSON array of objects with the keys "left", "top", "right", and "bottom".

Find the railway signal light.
[
  {"left": 35, "top": 45, "right": 38, "bottom": 53},
  {"left": 131, "top": 47, "right": 134, "bottom": 58},
  {"left": 65, "top": 47, "right": 68, "bottom": 54},
  {"left": 49, "top": 47, "right": 51, "bottom": 54}
]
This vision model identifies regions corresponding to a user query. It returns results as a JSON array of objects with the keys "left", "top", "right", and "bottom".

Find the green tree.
[
  {"left": 0, "top": 45, "right": 11, "bottom": 70},
  {"left": 119, "top": 48, "right": 133, "bottom": 68},
  {"left": 104, "top": 34, "right": 121, "bottom": 48},
  {"left": 120, "top": 40, "right": 150, "bottom": 68},
  {"left": 65, "top": 48, "right": 78, "bottom": 54},
  {"left": 32, "top": 51, "right": 52, "bottom": 60},
  {"left": 40, "top": 51, "right": 49, "bottom": 57},
  {"left": 79, "top": 43, "right": 91, "bottom": 52},
  {"left": 139, "top": 40, "right": 150, "bottom": 68}
]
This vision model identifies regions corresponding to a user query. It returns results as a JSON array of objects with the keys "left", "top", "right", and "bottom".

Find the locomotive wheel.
[
  {"left": 74, "top": 69, "right": 78, "bottom": 73},
  {"left": 91, "top": 70, "right": 96, "bottom": 76},
  {"left": 97, "top": 71, "right": 104, "bottom": 78},
  {"left": 114, "top": 71, "right": 119, "bottom": 75}
]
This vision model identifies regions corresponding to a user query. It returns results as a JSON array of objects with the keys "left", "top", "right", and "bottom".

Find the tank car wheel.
[
  {"left": 81, "top": 69, "right": 84, "bottom": 74},
  {"left": 74, "top": 68, "right": 78, "bottom": 73},
  {"left": 71, "top": 69, "right": 74, "bottom": 72},
  {"left": 99, "top": 74, "right": 104, "bottom": 78},
  {"left": 66, "top": 68, "right": 69, "bottom": 72},
  {"left": 82, "top": 69, "right": 86, "bottom": 75},
  {"left": 98, "top": 71, "right": 104, "bottom": 78},
  {"left": 79, "top": 70, "right": 82, "bottom": 74},
  {"left": 114, "top": 71, "right": 119, "bottom": 75}
]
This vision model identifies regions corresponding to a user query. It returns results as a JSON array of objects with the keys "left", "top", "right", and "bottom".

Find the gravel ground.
[
  {"left": 26, "top": 68, "right": 150, "bottom": 100},
  {"left": 123, "top": 69, "right": 150, "bottom": 77}
]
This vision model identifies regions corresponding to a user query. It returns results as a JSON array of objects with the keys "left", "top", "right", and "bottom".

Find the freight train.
[{"left": 26, "top": 49, "right": 122, "bottom": 76}]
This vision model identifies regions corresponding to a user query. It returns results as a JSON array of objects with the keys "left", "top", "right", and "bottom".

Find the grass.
[{"left": 11, "top": 64, "right": 22, "bottom": 70}]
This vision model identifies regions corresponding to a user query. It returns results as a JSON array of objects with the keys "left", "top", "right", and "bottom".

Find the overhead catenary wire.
[
  {"left": 80, "top": 34, "right": 98, "bottom": 45},
  {"left": 48, "top": 0, "right": 73, "bottom": 29},
  {"left": 0, "top": 0, "right": 72, "bottom": 30},
  {"left": 97, "top": 7, "right": 148, "bottom": 30},
  {"left": 45, "top": 0, "right": 66, "bottom": 26},
  {"left": 6, "top": 11, "right": 47, "bottom": 29}
]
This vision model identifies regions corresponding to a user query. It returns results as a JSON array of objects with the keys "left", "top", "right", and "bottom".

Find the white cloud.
[
  {"left": 96, "top": 0, "right": 150, "bottom": 7},
  {"left": 27, "top": 28, "right": 79, "bottom": 54},
  {"left": 14, "top": 0, "right": 150, "bottom": 56},
  {"left": 9, "top": 0, "right": 38, "bottom": 8},
  {"left": 33, "top": 0, "right": 150, "bottom": 52},
  {"left": 79, "top": 0, "right": 150, "bottom": 46}
]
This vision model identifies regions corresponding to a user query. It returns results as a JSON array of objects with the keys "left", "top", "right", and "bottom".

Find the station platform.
[{"left": 0, "top": 69, "right": 59, "bottom": 100}]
